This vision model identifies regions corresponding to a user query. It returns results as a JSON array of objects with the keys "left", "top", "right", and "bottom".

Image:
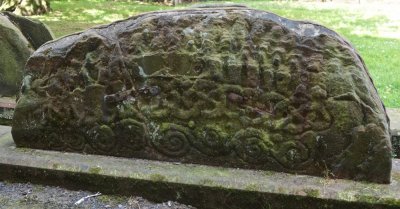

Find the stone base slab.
[{"left": 0, "top": 126, "right": 400, "bottom": 209}]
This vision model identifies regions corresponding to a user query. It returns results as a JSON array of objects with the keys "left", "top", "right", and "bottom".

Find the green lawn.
[{"left": 31, "top": 0, "right": 400, "bottom": 108}]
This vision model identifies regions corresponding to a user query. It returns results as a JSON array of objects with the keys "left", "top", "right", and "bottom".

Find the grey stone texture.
[{"left": 12, "top": 6, "right": 392, "bottom": 183}]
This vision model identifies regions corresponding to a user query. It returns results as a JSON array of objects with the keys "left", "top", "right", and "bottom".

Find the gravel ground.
[{"left": 0, "top": 181, "right": 196, "bottom": 209}]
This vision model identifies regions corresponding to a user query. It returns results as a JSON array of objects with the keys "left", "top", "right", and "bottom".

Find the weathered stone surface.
[
  {"left": 0, "top": 11, "right": 53, "bottom": 96},
  {"left": 12, "top": 6, "right": 392, "bottom": 183}
]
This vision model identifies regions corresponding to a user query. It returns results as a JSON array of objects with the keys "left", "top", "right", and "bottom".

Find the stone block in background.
[{"left": 0, "top": 11, "right": 53, "bottom": 97}]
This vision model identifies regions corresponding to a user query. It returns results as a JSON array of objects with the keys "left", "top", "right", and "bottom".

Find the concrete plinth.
[{"left": 0, "top": 126, "right": 400, "bottom": 209}]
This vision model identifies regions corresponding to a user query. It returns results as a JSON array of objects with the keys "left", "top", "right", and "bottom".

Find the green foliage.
[
  {"left": 0, "top": 0, "right": 50, "bottom": 15},
  {"left": 33, "top": 0, "right": 173, "bottom": 37},
  {"left": 31, "top": 0, "right": 400, "bottom": 108}
]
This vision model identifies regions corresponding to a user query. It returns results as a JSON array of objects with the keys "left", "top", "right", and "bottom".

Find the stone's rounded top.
[
  {"left": 37, "top": 7, "right": 349, "bottom": 55},
  {"left": 13, "top": 7, "right": 392, "bottom": 184},
  {"left": 190, "top": 3, "right": 248, "bottom": 8}
]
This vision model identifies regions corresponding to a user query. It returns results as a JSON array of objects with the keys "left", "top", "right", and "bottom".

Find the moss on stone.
[
  {"left": 89, "top": 166, "right": 102, "bottom": 175},
  {"left": 149, "top": 174, "right": 166, "bottom": 182},
  {"left": 304, "top": 188, "right": 320, "bottom": 198},
  {"left": 198, "top": 179, "right": 215, "bottom": 186},
  {"left": 244, "top": 183, "right": 259, "bottom": 191},
  {"left": 11, "top": 6, "right": 391, "bottom": 184}
]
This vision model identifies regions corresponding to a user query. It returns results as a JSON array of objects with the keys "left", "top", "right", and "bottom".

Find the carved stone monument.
[{"left": 11, "top": 6, "right": 392, "bottom": 183}]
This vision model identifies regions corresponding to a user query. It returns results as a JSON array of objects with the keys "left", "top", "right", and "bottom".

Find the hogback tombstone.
[{"left": 11, "top": 6, "right": 392, "bottom": 183}]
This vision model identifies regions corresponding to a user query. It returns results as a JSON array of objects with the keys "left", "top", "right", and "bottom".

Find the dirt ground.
[{"left": 0, "top": 181, "right": 196, "bottom": 209}]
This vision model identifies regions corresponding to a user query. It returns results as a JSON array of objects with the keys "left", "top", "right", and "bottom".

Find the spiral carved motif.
[
  {"left": 192, "top": 126, "right": 229, "bottom": 156},
  {"left": 151, "top": 124, "right": 192, "bottom": 157},
  {"left": 115, "top": 119, "right": 147, "bottom": 151},
  {"left": 230, "top": 128, "right": 272, "bottom": 164},
  {"left": 44, "top": 130, "right": 65, "bottom": 151},
  {"left": 272, "top": 141, "right": 310, "bottom": 169},
  {"left": 64, "top": 131, "right": 86, "bottom": 151},
  {"left": 87, "top": 125, "right": 116, "bottom": 153}
]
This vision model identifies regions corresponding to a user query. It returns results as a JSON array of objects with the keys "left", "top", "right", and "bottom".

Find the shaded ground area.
[{"left": 0, "top": 181, "right": 195, "bottom": 209}]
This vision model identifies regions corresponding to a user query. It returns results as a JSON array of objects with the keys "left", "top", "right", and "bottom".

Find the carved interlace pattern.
[{"left": 13, "top": 9, "right": 390, "bottom": 180}]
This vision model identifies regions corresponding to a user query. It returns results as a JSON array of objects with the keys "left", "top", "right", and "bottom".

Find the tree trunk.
[{"left": 0, "top": 0, "right": 50, "bottom": 16}]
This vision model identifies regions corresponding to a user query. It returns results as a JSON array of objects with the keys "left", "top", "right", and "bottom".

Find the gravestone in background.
[
  {"left": 0, "top": 11, "right": 53, "bottom": 97},
  {"left": 11, "top": 6, "right": 392, "bottom": 183}
]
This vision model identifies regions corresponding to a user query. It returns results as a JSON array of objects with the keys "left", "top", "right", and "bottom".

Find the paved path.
[
  {"left": 0, "top": 125, "right": 10, "bottom": 137},
  {"left": 0, "top": 181, "right": 195, "bottom": 209},
  {"left": 388, "top": 108, "right": 400, "bottom": 136}
]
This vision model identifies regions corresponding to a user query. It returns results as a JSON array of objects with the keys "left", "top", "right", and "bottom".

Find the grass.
[
  {"left": 33, "top": 0, "right": 173, "bottom": 37},
  {"left": 31, "top": 0, "right": 399, "bottom": 108}
]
